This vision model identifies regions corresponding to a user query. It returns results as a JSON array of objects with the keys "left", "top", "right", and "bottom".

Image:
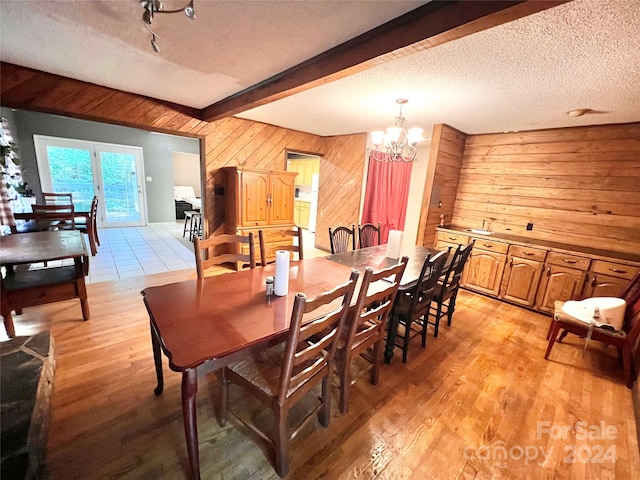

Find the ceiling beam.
[{"left": 201, "top": 0, "right": 570, "bottom": 122}]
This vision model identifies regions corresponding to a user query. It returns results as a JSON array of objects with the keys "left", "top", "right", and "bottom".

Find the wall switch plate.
[
  {"left": 526, "top": 223, "right": 534, "bottom": 231},
  {"left": 146, "top": 176, "right": 152, "bottom": 182}
]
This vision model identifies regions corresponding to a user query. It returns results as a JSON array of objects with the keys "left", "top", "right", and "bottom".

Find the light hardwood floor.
[{"left": 3, "top": 269, "right": 638, "bottom": 479}]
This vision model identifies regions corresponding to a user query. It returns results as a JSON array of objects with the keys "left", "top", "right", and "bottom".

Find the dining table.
[
  {"left": 325, "top": 244, "right": 445, "bottom": 363},
  {"left": 0, "top": 230, "right": 90, "bottom": 338},
  {"left": 141, "top": 256, "right": 358, "bottom": 480}
]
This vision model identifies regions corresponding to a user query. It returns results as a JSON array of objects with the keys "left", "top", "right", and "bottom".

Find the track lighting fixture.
[{"left": 140, "top": 0, "right": 196, "bottom": 52}]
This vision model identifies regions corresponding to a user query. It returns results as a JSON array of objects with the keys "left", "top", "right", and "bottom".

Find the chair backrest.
[
  {"left": 440, "top": 242, "right": 473, "bottom": 294},
  {"left": 329, "top": 224, "right": 356, "bottom": 254},
  {"left": 31, "top": 203, "right": 75, "bottom": 231},
  {"left": 194, "top": 232, "right": 256, "bottom": 278},
  {"left": 620, "top": 269, "right": 640, "bottom": 303},
  {"left": 358, "top": 223, "right": 381, "bottom": 248},
  {"left": 278, "top": 270, "right": 359, "bottom": 403},
  {"left": 344, "top": 256, "right": 408, "bottom": 353},
  {"left": 258, "top": 227, "right": 303, "bottom": 266},
  {"left": 43, "top": 192, "right": 73, "bottom": 206},
  {"left": 623, "top": 290, "right": 640, "bottom": 345},
  {"left": 397, "top": 250, "right": 449, "bottom": 321}
]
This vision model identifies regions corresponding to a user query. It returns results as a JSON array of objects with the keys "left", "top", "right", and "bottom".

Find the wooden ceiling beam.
[{"left": 201, "top": 0, "right": 570, "bottom": 122}]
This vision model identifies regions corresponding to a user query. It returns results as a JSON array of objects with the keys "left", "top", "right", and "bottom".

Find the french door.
[{"left": 34, "top": 135, "right": 146, "bottom": 227}]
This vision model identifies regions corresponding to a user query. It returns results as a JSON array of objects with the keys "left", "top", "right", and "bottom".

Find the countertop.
[{"left": 437, "top": 225, "right": 640, "bottom": 264}]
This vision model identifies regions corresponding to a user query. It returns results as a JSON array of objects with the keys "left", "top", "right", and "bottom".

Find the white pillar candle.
[
  {"left": 274, "top": 250, "right": 290, "bottom": 296},
  {"left": 386, "top": 230, "right": 403, "bottom": 259}
]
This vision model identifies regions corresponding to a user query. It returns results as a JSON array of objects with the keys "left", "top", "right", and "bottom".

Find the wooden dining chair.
[
  {"left": 329, "top": 224, "right": 356, "bottom": 254},
  {"left": 335, "top": 256, "right": 408, "bottom": 413},
  {"left": 218, "top": 270, "right": 359, "bottom": 477},
  {"left": 358, "top": 222, "right": 381, "bottom": 248},
  {"left": 75, "top": 196, "right": 99, "bottom": 256},
  {"left": 43, "top": 192, "right": 73, "bottom": 205},
  {"left": 545, "top": 289, "right": 640, "bottom": 388},
  {"left": 258, "top": 226, "right": 304, "bottom": 266},
  {"left": 389, "top": 250, "right": 448, "bottom": 363},
  {"left": 193, "top": 232, "right": 255, "bottom": 278},
  {"left": 428, "top": 242, "right": 473, "bottom": 337},
  {"left": 31, "top": 203, "right": 75, "bottom": 231}
]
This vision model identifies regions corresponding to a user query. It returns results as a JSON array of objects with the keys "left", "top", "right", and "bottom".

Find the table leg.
[
  {"left": 1, "top": 280, "right": 16, "bottom": 338},
  {"left": 182, "top": 368, "right": 200, "bottom": 480},
  {"left": 150, "top": 323, "right": 164, "bottom": 396},
  {"left": 384, "top": 312, "right": 398, "bottom": 364}
]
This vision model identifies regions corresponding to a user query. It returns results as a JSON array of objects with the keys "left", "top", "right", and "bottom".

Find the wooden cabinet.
[
  {"left": 583, "top": 259, "right": 640, "bottom": 298},
  {"left": 287, "top": 159, "right": 319, "bottom": 185},
  {"left": 462, "top": 239, "right": 508, "bottom": 296},
  {"left": 536, "top": 265, "right": 588, "bottom": 313},
  {"left": 293, "top": 200, "right": 311, "bottom": 229},
  {"left": 500, "top": 245, "right": 546, "bottom": 307},
  {"left": 223, "top": 167, "right": 297, "bottom": 264}
]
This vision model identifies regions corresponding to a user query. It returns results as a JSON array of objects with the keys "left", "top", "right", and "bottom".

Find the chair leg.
[
  {"left": 544, "top": 321, "right": 561, "bottom": 359},
  {"left": 217, "top": 368, "right": 230, "bottom": 426},
  {"left": 274, "top": 405, "right": 289, "bottom": 477},
  {"left": 183, "top": 214, "right": 190, "bottom": 238},
  {"left": 545, "top": 317, "right": 555, "bottom": 339},
  {"left": 318, "top": 375, "right": 331, "bottom": 427},
  {"left": 433, "top": 300, "right": 444, "bottom": 337},
  {"left": 371, "top": 341, "right": 382, "bottom": 385},
  {"left": 338, "top": 352, "right": 350, "bottom": 414},
  {"left": 622, "top": 345, "right": 633, "bottom": 389},
  {"left": 402, "top": 319, "right": 410, "bottom": 364},
  {"left": 447, "top": 291, "right": 459, "bottom": 327},
  {"left": 420, "top": 315, "right": 428, "bottom": 348}
]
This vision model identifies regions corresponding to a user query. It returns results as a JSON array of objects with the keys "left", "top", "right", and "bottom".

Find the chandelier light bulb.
[{"left": 369, "top": 99, "right": 422, "bottom": 162}]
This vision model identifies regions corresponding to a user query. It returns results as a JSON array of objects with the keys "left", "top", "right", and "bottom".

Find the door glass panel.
[
  {"left": 45, "top": 145, "right": 94, "bottom": 211},
  {"left": 98, "top": 151, "right": 142, "bottom": 225}
]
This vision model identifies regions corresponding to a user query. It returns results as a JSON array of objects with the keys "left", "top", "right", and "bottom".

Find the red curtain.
[{"left": 361, "top": 154, "right": 413, "bottom": 243}]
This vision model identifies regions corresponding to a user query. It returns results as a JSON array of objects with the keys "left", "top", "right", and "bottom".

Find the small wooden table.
[
  {"left": 141, "top": 257, "right": 356, "bottom": 480},
  {"left": 0, "top": 230, "right": 90, "bottom": 338},
  {"left": 325, "top": 244, "right": 444, "bottom": 362}
]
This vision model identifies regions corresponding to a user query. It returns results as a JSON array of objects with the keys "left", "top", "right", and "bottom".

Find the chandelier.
[
  {"left": 141, "top": 0, "right": 196, "bottom": 53},
  {"left": 370, "top": 99, "right": 424, "bottom": 162}
]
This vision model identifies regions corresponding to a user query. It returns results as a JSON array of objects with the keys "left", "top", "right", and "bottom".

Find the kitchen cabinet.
[
  {"left": 535, "top": 252, "right": 590, "bottom": 313},
  {"left": 583, "top": 259, "right": 640, "bottom": 298},
  {"left": 223, "top": 167, "right": 297, "bottom": 263},
  {"left": 293, "top": 199, "right": 311, "bottom": 229},
  {"left": 288, "top": 159, "right": 320, "bottom": 185},
  {"left": 500, "top": 245, "right": 546, "bottom": 307},
  {"left": 435, "top": 230, "right": 469, "bottom": 253},
  {"left": 462, "top": 238, "right": 508, "bottom": 296}
]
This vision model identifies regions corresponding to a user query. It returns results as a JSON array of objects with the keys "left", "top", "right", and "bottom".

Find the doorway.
[
  {"left": 286, "top": 152, "right": 321, "bottom": 239},
  {"left": 34, "top": 135, "right": 146, "bottom": 228}
]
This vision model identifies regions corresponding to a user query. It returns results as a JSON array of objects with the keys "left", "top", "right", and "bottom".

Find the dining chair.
[
  {"left": 335, "top": 256, "right": 408, "bottom": 413},
  {"left": 218, "top": 270, "right": 360, "bottom": 477},
  {"left": 428, "top": 242, "right": 473, "bottom": 337},
  {"left": 31, "top": 203, "right": 76, "bottom": 231},
  {"left": 545, "top": 288, "right": 640, "bottom": 388},
  {"left": 358, "top": 222, "right": 381, "bottom": 248},
  {"left": 258, "top": 227, "right": 304, "bottom": 266},
  {"left": 329, "top": 224, "right": 356, "bottom": 254},
  {"left": 75, "top": 196, "right": 99, "bottom": 256},
  {"left": 193, "top": 232, "right": 256, "bottom": 278},
  {"left": 389, "top": 250, "right": 449, "bottom": 363},
  {"left": 43, "top": 192, "right": 73, "bottom": 205}
]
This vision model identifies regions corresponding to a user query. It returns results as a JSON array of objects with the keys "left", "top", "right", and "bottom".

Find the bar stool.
[{"left": 182, "top": 210, "right": 201, "bottom": 241}]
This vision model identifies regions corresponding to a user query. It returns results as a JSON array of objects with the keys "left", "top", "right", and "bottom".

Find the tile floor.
[{"left": 31, "top": 223, "right": 322, "bottom": 284}]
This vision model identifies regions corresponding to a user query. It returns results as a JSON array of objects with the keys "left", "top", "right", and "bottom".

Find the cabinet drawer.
[
  {"left": 436, "top": 231, "right": 469, "bottom": 245},
  {"left": 546, "top": 251, "right": 590, "bottom": 270},
  {"left": 472, "top": 238, "right": 509, "bottom": 254},
  {"left": 508, "top": 245, "right": 547, "bottom": 262},
  {"left": 591, "top": 260, "right": 639, "bottom": 280}
]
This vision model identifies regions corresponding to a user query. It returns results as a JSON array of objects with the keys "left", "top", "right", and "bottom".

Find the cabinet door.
[
  {"left": 583, "top": 273, "right": 629, "bottom": 298},
  {"left": 293, "top": 203, "right": 300, "bottom": 226},
  {"left": 268, "top": 173, "right": 295, "bottom": 225},
  {"left": 500, "top": 257, "right": 543, "bottom": 307},
  {"left": 536, "top": 265, "right": 587, "bottom": 313},
  {"left": 240, "top": 171, "right": 269, "bottom": 227},
  {"left": 462, "top": 250, "right": 506, "bottom": 296},
  {"left": 299, "top": 203, "right": 310, "bottom": 229}
]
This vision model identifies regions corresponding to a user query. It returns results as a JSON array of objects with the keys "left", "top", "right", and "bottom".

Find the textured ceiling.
[{"left": 1, "top": 0, "right": 639, "bottom": 141}]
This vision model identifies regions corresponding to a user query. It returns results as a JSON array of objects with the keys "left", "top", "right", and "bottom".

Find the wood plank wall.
[
  {"left": 456, "top": 123, "right": 640, "bottom": 255},
  {"left": 417, "top": 124, "right": 467, "bottom": 247},
  {"left": 0, "top": 63, "right": 366, "bottom": 245},
  {"left": 316, "top": 134, "right": 367, "bottom": 252}
]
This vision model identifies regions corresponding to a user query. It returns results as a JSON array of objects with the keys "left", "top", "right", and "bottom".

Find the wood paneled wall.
[
  {"left": 417, "top": 124, "right": 467, "bottom": 247},
  {"left": 455, "top": 123, "right": 640, "bottom": 255},
  {"left": 0, "top": 63, "right": 366, "bottom": 243},
  {"left": 316, "top": 134, "right": 367, "bottom": 251}
]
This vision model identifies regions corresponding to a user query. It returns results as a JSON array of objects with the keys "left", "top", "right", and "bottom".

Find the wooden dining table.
[
  {"left": 0, "top": 230, "right": 90, "bottom": 338},
  {"left": 325, "top": 244, "right": 445, "bottom": 363},
  {"left": 141, "top": 257, "right": 358, "bottom": 480}
]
